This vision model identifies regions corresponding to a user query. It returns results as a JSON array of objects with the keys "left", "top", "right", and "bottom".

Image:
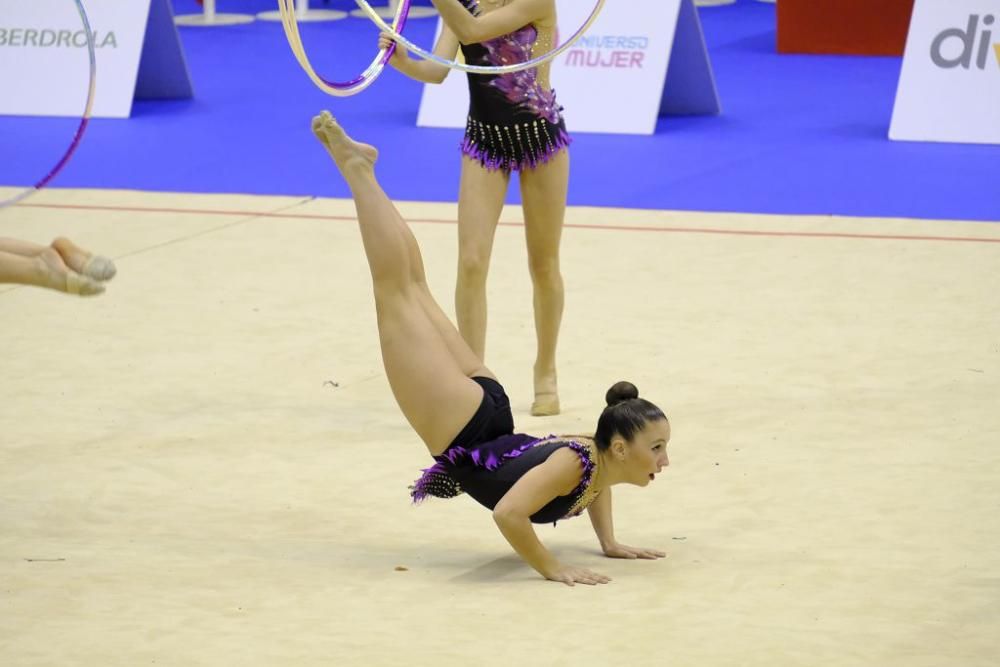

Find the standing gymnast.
[
  {"left": 380, "top": 0, "right": 569, "bottom": 415},
  {"left": 313, "top": 112, "right": 668, "bottom": 586},
  {"left": 0, "top": 236, "right": 115, "bottom": 296}
]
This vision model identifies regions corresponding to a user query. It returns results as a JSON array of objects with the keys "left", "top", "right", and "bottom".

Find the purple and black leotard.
[
  {"left": 457, "top": 0, "right": 571, "bottom": 172},
  {"left": 410, "top": 377, "right": 599, "bottom": 524}
]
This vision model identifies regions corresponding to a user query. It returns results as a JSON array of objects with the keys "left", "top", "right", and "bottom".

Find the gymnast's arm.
[
  {"left": 588, "top": 488, "right": 668, "bottom": 561},
  {"left": 492, "top": 448, "right": 611, "bottom": 586},
  {"left": 587, "top": 488, "right": 618, "bottom": 552},
  {"left": 379, "top": 25, "right": 459, "bottom": 84},
  {"left": 430, "top": 0, "right": 554, "bottom": 45}
]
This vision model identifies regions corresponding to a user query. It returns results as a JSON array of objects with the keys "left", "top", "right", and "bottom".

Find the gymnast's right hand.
[
  {"left": 378, "top": 33, "right": 408, "bottom": 65},
  {"left": 546, "top": 564, "right": 612, "bottom": 587}
]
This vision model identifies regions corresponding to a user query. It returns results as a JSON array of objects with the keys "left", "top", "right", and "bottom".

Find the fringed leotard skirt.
[{"left": 409, "top": 377, "right": 598, "bottom": 525}]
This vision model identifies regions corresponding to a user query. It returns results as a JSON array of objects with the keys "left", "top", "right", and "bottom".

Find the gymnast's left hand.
[{"left": 602, "top": 542, "right": 667, "bottom": 560}]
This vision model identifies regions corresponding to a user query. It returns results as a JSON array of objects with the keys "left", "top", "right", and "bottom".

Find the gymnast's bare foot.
[
  {"left": 311, "top": 111, "right": 378, "bottom": 171},
  {"left": 531, "top": 367, "right": 560, "bottom": 416},
  {"left": 36, "top": 247, "right": 104, "bottom": 296},
  {"left": 51, "top": 237, "right": 116, "bottom": 282}
]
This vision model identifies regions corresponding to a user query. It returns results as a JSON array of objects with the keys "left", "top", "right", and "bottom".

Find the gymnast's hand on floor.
[
  {"left": 546, "top": 564, "right": 611, "bottom": 587},
  {"left": 601, "top": 542, "right": 667, "bottom": 560}
]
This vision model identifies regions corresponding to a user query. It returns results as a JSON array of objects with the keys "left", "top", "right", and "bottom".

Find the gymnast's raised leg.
[{"left": 311, "top": 111, "right": 493, "bottom": 456}]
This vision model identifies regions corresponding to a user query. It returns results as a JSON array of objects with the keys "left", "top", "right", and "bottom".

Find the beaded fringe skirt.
[{"left": 460, "top": 115, "right": 571, "bottom": 172}]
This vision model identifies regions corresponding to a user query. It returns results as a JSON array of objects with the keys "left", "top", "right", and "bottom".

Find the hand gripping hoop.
[{"left": 280, "top": 0, "right": 607, "bottom": 96}]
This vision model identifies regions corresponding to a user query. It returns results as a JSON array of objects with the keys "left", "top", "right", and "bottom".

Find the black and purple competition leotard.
[
  {"left": 410, "top": 377, "right": 599, "bottom": 524},
  {"left": 457, "top": 0, "right": 571, "bottom": 172}
]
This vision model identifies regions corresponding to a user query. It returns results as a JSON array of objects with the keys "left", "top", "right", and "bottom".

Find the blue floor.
[{"left": 2, "top": 0, "right": 997, "bottom": 222}]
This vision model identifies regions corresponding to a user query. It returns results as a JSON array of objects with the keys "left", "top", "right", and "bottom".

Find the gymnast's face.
[{"left": 616, "top": 418, "right": 670, "bottom": 486}]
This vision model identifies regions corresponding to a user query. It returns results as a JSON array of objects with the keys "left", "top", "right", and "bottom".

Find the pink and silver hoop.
[
  {"left": 1, "top": 0, "right": 97, "bottom": 210},
  {"left": 281, "top": 0, "right": 607, "bottom": 97},
  {"left": 278, "top": 0, "right": 411, "bottom": 97},
  {"left": 353, "top": 0, "right": 606, "bottom": 75}
]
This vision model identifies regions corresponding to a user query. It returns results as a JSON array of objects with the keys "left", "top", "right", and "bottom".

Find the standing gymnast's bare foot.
[{"left": 532, "top": 367, "right": 560, "bottom": 416}]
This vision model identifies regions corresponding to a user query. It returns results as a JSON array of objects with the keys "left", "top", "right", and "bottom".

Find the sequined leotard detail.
[
  {"left": 457, "top": 0, "right": 571, "bottom": 172},
  {"left": 411, "top": 434, "right": 600, "bottom": 524}
]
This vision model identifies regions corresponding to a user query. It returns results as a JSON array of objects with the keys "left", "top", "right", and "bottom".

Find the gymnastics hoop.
[
  {"left": 352, "top": 0, "right": 607, "bottom": 75},
  {"left": 278, "top": 0, "right": 410, "bottom": 96},
  {"left": 1, "top": 0, "right": 97, "bottom": 210}
]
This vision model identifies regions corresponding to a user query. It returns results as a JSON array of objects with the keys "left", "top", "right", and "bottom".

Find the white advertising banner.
[
  {"left": 0, "top": 0, "right": 152, "bottom": 118},
  {"left": 890, "top": 0, "right": 1000, "bottom": 145},
  {"left": 417, "top": 0, "right": 715, "bottom": 135}
]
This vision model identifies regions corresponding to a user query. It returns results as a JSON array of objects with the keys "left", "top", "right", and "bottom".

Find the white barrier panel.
[
  {"left": 0, "top": 0, "right": 189, "bottom": 119},
  {"left": 890, "top": 0, "right": 1000, "bottom": 145},
  {"left": 417, "top": 0, "right": 718, "bottom": 135}
]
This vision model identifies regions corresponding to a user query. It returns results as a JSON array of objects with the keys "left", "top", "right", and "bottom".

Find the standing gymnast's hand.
[{"left": 378, "top": 33, "right": 408, "bottom": 65}]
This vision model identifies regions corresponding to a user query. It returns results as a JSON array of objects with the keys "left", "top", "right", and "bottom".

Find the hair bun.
[{"left": 605, "top": 381, "right": 639, "bottom": 407}]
